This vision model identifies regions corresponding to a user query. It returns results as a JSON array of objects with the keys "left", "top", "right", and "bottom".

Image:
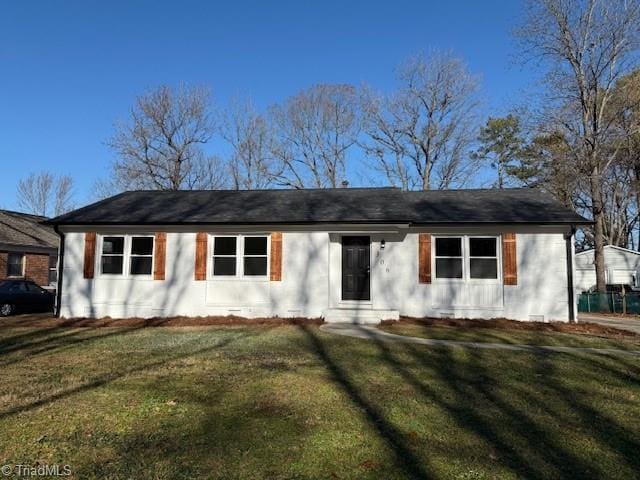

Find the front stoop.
[{"left": 322, "top": 308, "right": 400, "bottom": 324}]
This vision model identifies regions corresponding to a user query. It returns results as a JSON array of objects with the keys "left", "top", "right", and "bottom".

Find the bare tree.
[
  {"left": 269, "top": 84, "right": 360, "bottom": 188},
  {"left": 515, "top": 0, "right": 640, "bottom": 292},
  {"left": 17, "top": 171, "right": 74, "bottom": 217},
  {"left": 106, "top": 84, "right": 226, "bottom": 191},
  {"left": 219, "top": 98, "right": 278, "bottom": 190},
  {"left": 361, "top": 51, "right": 481, "bottom": 191}
]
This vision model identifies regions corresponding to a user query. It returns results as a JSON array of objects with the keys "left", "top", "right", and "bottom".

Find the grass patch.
[
  {"left": 380, "top": 322, "right": 640, "bottom": 350},
  {"left": 0, "top": 323, "right": 639, "bottom": 479}
]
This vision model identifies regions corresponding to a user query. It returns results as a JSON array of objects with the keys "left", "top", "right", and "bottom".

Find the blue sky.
[{"left": 0, "top": 0, "right": 532, "bottom": 210}]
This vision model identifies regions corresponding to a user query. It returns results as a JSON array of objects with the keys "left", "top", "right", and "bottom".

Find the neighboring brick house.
[{"left": 0, "top": 210, "right": 59, "bottom": 288}]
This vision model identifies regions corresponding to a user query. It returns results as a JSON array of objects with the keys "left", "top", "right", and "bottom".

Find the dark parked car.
[{"left": 0, "top": 280, "right": 55, "bottom": 316}]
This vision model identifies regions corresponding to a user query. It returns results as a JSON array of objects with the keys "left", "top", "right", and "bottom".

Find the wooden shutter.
[
  {"left": 195, "top": 233, "right": 207, "bottom": 281},
  {"left": 418, "top": 233, "right": 432, "bottom": 284},
  {"left": 83, "top": 232, "right": 96, "bottom": 279},
  {"left": 270, "top": 232, "right": 283, "bottom": 281},
  {"left": 154, "top": 232, "right": 166, "bottom": 280},
  {"left": 502, "top": 233, "right": 517, "bottom": 285}
]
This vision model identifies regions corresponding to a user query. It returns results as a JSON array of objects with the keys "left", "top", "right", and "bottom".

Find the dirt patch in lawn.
[
  {"left": 382, "top": 316, "right": 639, "bottom": 338},
  {"left": 0, "top": 314, "right": 323, "bottom": 329}
]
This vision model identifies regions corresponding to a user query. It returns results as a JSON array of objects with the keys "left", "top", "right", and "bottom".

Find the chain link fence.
[{"left": 578, "top": 292, "right": 640, "bottom": 314}]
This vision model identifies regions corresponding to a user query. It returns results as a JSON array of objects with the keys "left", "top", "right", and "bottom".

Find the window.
[
  {"left": 8, "top": 281, "right": 27, "bottom": 292},
  {"left": 213, "top": 237, "right": 237, "bottom": 276},
  {"left": 243, "top": 237, "right": 268, "bottom": 276},
  {"left": 101, "top": 237, "right": 124, "bottom": 274},
  {"left": 99, "top": 235, "right": 156, "bottom": 277},
  {"left": 469, "top": 237, "right": 498, "bottom": 279},
  {"left": 27, "top": 282, "right": 45, "bottom": 293},
  {"left": 435, "top": 237, "right": 463, "bottom": 279},
  {"left": 7, "top": 253, "right": 24, "bottom": 277},
  {"left": 211, "top": 235, "right": 269, "bottom": 277},
  {"left": 48, "top": 255, "right": 58, "bottom": 284},
  {"left": 130, "top": 237, "right": 154, "bottom": 275},
  {"left": 433, "top": 235, "right": 500, "bottom": 282}
]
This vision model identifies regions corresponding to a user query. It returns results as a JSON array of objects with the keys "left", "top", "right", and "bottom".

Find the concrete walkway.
[
  {"left": 320, "top": 324, "right": 640, "bottom": 356},
  {"left": 579, "top": 313, "right": 640, "bottom": 334}
]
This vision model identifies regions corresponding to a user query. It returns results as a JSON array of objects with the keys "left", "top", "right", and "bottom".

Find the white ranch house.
[{"left": 49, "top": 188, "right": 588, "bottom": 323}]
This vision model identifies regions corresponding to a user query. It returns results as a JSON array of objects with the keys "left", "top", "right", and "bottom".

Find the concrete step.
[{"left": 322, "top": 308, "right": 400, "bottom": 324}]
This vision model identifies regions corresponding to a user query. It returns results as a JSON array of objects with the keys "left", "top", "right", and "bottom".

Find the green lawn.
[
  {"left": 380, "top": 323, "right": 640, "bottom": 350},
  {"left": 0, "top": 324, "right": 639, "bottom": 479}
]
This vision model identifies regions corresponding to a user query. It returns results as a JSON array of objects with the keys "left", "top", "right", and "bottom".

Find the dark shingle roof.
[
  {"left": 48, "top": 187, "right": 589, "bottom": 226},
  {"left": 0, "top": 210, "right": 58, "bottom": 249}
]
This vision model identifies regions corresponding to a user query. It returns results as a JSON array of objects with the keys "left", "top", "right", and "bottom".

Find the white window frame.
[
  {"left": 211, "top": 235, "right": 239, "bottom": 277},
  {"left": 7, "top": 252, "right": 25, "bottom": 278},
  {"left": 209, "top": 234, "right": 270, "bottom": 280},
  {"left": 129, "top": 236, "right": 155, "bottom": 276},
  {"left": 98, "top": 234, "right": 154, "bottom": 278},
  {"left": 467, "top": 236, "right": 501, "bottom": 283},
  {"left": 433, "top": 236, "right": 465, "bottom": 282},
  {"left": 433, "top": 235, "right": 501, "bottom": 284}
]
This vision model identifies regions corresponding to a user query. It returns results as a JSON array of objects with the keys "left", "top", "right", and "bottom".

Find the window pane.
[
  {"left": 435, "top": 258, "right": 463, "bottom": 279},
  {"left": 131, "top": 237, "right": 153, "bottom": 255},
  {"left": 103, "top": 237, "right": 124, "bottom": 254},
  {"left": 435, "top": 238, "right": 462, "bottom": 257},
  {"left": 244, "top": 257, "right": 267, "bottom": 276},
  {"left": 470, "top": 238, "right": 496, "bottom": 257},
  {"left": 470, "top": 259, "right": 498, "bottom": 279},
  {"left": 130, "top": 256, "right": 152, "bottom": 275},
  {"left": 7, "top": 253, "right": 23, "bottom": 276},
  {"left": 244, "top": 237, "right": 267, "bottom": 255},
  {"left": 101, "top": 255, "right": 123, "bottom": 274},
  {"left": 214, "top": 237, "right": 236, "bottom": 255},
  {"left": 9, "top": 282, "right": 27, "bottom": 292},
  {"left": 27, "top": 283, "right": 43, "bottom": 293},
  {"left": 213, "top": 257, "right": 236, "bottom": 275}
]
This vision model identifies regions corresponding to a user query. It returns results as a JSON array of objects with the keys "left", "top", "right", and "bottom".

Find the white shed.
[{"left": 575, "top": 245, "right": 640, "bottom": 292}]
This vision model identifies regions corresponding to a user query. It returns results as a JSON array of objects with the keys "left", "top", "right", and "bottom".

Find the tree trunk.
[{"left": 590, "top": 171, "right": 607, "bottom": 292}]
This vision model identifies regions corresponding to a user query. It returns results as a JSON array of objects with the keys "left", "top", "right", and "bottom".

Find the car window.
[
  {"left": 26, "top": 283, "right": 44, "bottom": 293},
  {"left": 8, "top": 282, "right": 27, "bottom": 292}
]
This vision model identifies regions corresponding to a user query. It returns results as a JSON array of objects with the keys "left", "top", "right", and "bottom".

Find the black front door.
[{"left": 342, "top": 236, "right": 370, "bottom": 301}]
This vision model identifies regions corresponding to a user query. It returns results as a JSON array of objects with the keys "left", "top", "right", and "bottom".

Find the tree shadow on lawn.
[
  {"left": 74, "top": 375, "right": 312, "bottom": 480},
  {"left": 3, "top": 323, "right": 640, "bottom": 480},
  {"left": 299, "top": 325, "right": 640, "bottom": 480},
  {"left": 0, "top": 327, "right": 258, "bottom": 420}
]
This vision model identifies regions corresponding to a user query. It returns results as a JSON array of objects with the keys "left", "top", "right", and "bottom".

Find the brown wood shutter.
[
  {"left": 418, "top": 233, "right": 432, "bottom": 284},
  {"left": 83, "top": 232, "right": 96, "bottom": 279},
  {"left": 195, "top": 233, "right": 207, "bottom": 281},
  {"left": 270, "top": 232, "right": 283, "bottom": 281},
  {"left": 153, "top": 232, "right": 166, "bottom": 280},
  {"left": 502, "top": 233, "right": 517, "bottom": 285}
]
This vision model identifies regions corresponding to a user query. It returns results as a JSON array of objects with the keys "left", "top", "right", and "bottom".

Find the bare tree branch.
[
  {"left": 17, "top": 171, "right": 74, "bottom": 217},
  {"left": 269, "top": 84, "right": 360, "bottom": 188},
  {"left": 360, "top": 50, "right": 481, "bottom": 191},
  {"left": 105, "top": 84, "right": 227, "bottom": 191}
]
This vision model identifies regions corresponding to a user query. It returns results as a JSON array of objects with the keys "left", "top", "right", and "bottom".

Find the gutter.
[
  {"left": 565, "top": 226, "right": 577, "bottom": 323},
  {"left": 53, "top": 225, "right": 65, "bottom": 318}
]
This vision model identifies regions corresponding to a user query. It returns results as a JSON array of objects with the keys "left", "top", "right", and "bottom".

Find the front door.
[{"left": 342, "top": 236, "right": 370, "bottom": 301}]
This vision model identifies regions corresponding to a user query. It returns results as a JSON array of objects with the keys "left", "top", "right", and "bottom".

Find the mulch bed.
[
  {"left": 383, "top": 316, "right": 639, "bottom": 338},
  {"left": 0, "top": 314, "right": 323, "bottom": 329},
  {"left": 2, "top": 314, "right": 637, "bottom": 338}
]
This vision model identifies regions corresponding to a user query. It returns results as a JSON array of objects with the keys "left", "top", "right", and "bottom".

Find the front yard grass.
[
  {"left": 0, "top": 322, "right": 639, "bottom": 479},
  {"left": 380, "top": 321, "right": 640, "bottom": 350}
]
